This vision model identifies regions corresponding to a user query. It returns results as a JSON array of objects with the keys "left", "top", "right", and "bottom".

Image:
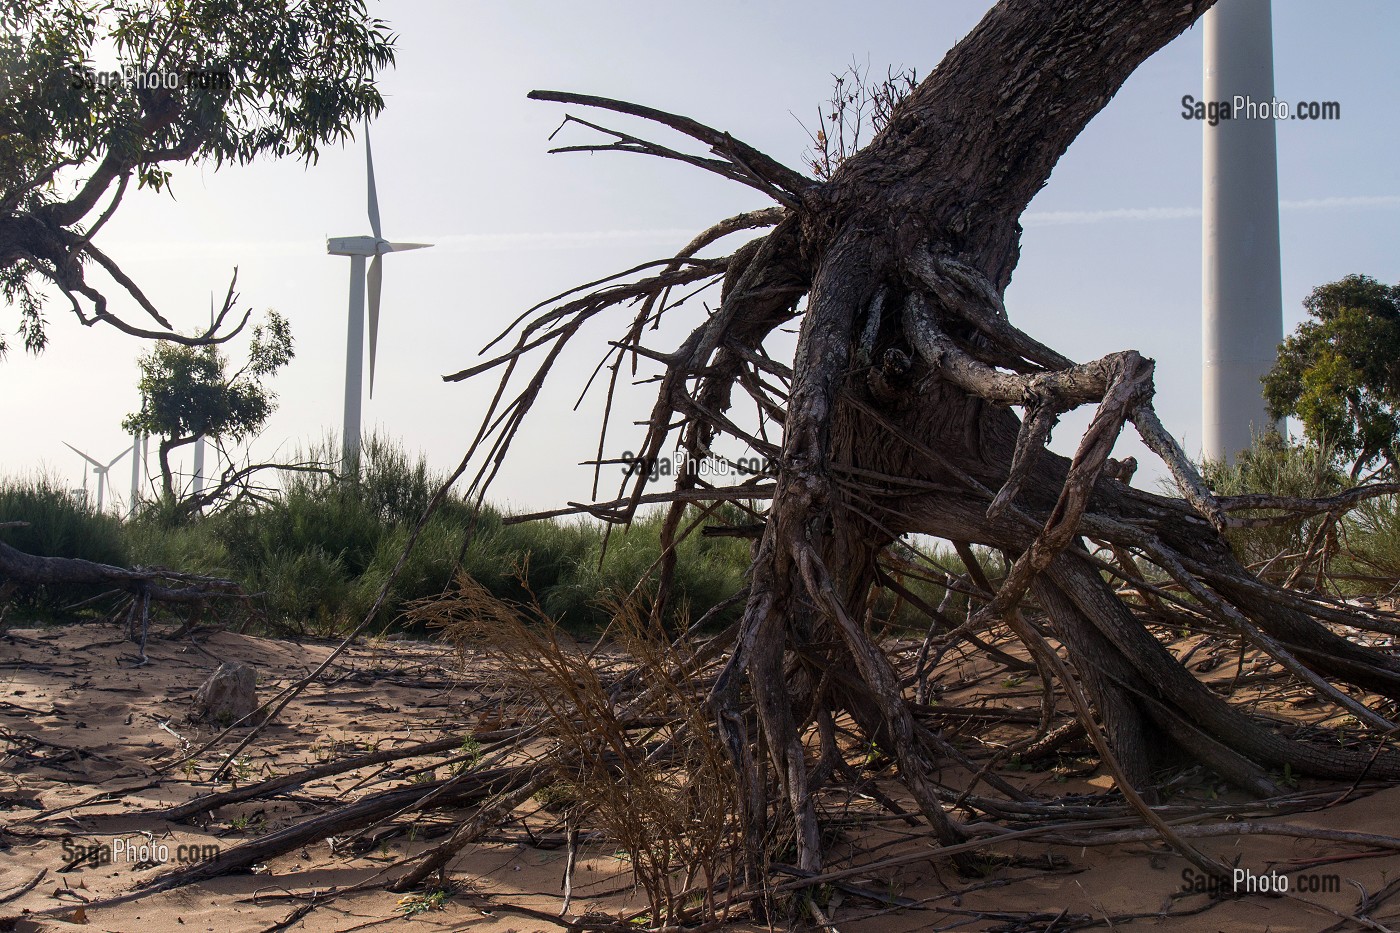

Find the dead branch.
[
  {"left": 0, "top": 537, "right": 239, "bottom": 606},
  {"left": 152, "top": 734, "right": 470, "bottom": 822}
]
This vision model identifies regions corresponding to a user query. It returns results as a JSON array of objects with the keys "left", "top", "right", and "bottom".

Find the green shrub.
[
  {"left": 0, "top": 474, "right": 127, "bottom": 564},
  {"left": 355, "top": 432, "right": 439, "bottom": 526},
  {"left": 125, "top": 509, "right": 229, "bottom": 574},
  {"left": 1201, "top": 433, "right": 1349, "bottom": 571},
  {"left": 351, "top": 514, "right": 468, "bottom": 634},
  {"left": 1339, "top": 494, "right": 1400, "bottom": 583},
  {"left": 1, "top": 437, "right": 759, "bottom": 634},
  {"left": 527, "top": 508, "right": 750, "bottom": 632},
  {"left": 258, "top": 546, "right": 354, "bottom": 635},
  {"left": 459, "top": 515, "right": 596, "bottom": 610}
]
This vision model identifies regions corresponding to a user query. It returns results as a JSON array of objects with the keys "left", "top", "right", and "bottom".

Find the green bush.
[
  {"left": 538, "top": 510, "right": 750, "bottom": 631},
  {"left": 258, "top": 546, "right": 354, "bottom": 634},
  {"left": 355, "top": 432, "right": 439, "bottom": 526},
  {"left": 1201, "top": 432, "right": 1349, "bottom": 571},
  {"left": 125, "top": 508, "right": 229, "bottom": 574},
  {"left": 463, "top": 514, "right": 598, "bottom": 610},
  {"left": 1197, "top": 433, "right": 1400, "bottom": 594},
  {"left": 1339, "top": 494, "right": 1400, "bottom": 583},
  {"left": 351, "top": 513, "right": 469, "bottom": 633}
]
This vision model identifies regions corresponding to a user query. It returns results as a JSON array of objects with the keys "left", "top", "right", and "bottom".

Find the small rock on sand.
[{"left": 190, "top": 661, "right": 260, "bottom": 726}]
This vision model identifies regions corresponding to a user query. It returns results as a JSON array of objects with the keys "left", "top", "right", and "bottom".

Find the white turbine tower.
[
  {"left": 65, "top": 442, "right": 129, "bottom": 514},
  {"left": 327, "top": 125, "right": 432, "bottom": 467},
  {"left": 1202, "top": 0, "right": 1283, "bottom": 463},
  {"left": 192, "top": 430, "right": 205, "bottom": 495},
  {"left": 192, "top": 295, "right": 214, "bottom": 496},
  {"left": 128, "top": 432, "right": 145, "bottom": 517}
]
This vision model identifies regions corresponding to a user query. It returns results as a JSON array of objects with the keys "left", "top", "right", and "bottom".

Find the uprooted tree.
[
  {"left": 52, "top": 0, "right": 1400, "bottom": 923},
  {"left": 435, "top": 0, "right": 1400, "bottom": 883}
]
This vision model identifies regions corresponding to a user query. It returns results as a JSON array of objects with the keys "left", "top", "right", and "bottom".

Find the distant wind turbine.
[
  {"left": 327, "top": 124, "right": 433, "bottom": 466},
  {"left": 65, "top": 442, "right": 129, "bottom": 514},
  {"left": 192, "top": 295, "right": 214, "bottom": 496}
]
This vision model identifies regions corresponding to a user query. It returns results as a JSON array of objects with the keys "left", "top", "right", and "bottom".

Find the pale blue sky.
[{"left": 2, "top": 1, "right": 1397, "bottom": 512}]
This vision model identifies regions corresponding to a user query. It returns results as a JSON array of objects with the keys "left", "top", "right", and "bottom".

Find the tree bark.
[{"left": 432, "top": 0, "right": 1400, "bottom": 891}]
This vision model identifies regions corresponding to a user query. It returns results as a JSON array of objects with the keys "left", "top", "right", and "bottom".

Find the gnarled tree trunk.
[{"left": 441, "top": 0, "right": 1400, "bottom": 886}]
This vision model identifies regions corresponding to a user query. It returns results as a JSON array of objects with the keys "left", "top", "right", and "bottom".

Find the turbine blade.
[
  {"left": 365, "top": 124, "right": 382, "bottom": 240},
  {"left": 106, "top": 446, "right": 129, "bottom": 470},
  {"left": 383, "top": 242, "right": 433, "bottom": 253},
  {"left": 367, "top": 254, "right": 382, "bottom": 397},
  {"left": 64, "top": 442, "right": 104, "bottom": 469}
]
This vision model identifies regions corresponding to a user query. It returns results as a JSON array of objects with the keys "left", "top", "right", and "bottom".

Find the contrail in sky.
[
  {"left": 111, "top": 197, "right": 1400, "bottom": 258},
  {"left": 1022, "top": 194, "right": 1400, "bottom": 227}
]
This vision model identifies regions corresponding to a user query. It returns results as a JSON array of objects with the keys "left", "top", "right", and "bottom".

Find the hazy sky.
[{"left": 2, "top": 1, "right": 1397, "bottom": 514}]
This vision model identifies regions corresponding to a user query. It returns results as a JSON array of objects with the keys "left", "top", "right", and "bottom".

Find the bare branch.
[
  {"left": 1221, "top": 483, "right": 1400, "bottom": 526},
  {"left": 529, "top": 90, "right": 816, "bottom": 201}
]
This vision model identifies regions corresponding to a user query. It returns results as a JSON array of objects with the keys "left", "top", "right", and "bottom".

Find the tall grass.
[
  {"left": 0, "top": 474, "right": 128, "bottom": 614},
  {"left": 1, "top": 436, "right": 758, "bottom": 634}
]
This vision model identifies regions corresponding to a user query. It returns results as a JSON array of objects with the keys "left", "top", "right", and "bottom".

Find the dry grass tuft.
[{"left": 409, "top": 572, "right": 742, "bottom": 927}]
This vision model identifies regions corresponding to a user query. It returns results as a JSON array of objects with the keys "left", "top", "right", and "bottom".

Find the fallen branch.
[
  {"left": 0, "top": 538, "right": 240, "bottom": 605},
  {"left": 152, "top": 734, "right": 468, "bottom": 821}
]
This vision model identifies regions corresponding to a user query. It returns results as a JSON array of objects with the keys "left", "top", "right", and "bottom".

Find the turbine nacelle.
[{"left": 326, "top": 236, "right": 431, "bottom": 257}]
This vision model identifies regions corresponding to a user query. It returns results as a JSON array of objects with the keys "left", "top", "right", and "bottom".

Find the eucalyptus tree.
[
  {"left": 1265, "top": 274, "right": 1400, "bottom": 478},
  {"left": 123, "top": 290, "right": 293, "bottom": 501},
  {"left": 0, "top": 0, "right": 394, "bottom": 354}
]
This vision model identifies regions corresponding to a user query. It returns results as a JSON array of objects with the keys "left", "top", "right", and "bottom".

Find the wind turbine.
[
  {"left": 65, "top": 442, "right": 129, "bottom": 514},
  {"left": 1201, "top": 0, "right": 1283, "bottom": 462},
  {"left": 327, "top": 124, "right": 432, "bottom": 466}
]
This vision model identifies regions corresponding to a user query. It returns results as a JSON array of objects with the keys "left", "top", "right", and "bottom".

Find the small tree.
[
  {"left": 124, "top": 309, "right": 292, "bottom": 500},
  {"left": 1264, "top": 274, "right": 1400, "bottom": 478}
]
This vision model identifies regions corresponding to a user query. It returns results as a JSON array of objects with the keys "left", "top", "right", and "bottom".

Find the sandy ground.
[{"left": 2, "top": 622, "right": 1400, "bottom": 932}]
